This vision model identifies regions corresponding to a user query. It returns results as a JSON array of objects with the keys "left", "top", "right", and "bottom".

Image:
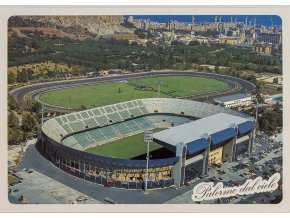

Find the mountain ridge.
[{"left": 8, "top": 15, "right": 132, "bottom": 38}]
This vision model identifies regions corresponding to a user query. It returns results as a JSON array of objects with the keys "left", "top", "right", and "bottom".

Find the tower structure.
[
  {"left": 215, "top": 15, "right": 218, "bottom": 29},
  {"left": 245, "top": 16, "right": 248, "bottom": 29}
]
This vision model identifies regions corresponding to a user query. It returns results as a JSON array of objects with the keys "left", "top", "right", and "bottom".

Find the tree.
[
  {"left": 257, "top": 106, "right": 282, "bottom": 133},
  {"left": 189, "top": 41, "right": 200, "bottom": 46},
  {"left": 8, "top": 112, "right": 19, "bottom": 128},
  {"left": 245, "top": 75, "right": 257, "bottom": 84},
  {"left": 256, "top": 93, "right": 265, "bottom": 104},
  {"left": 214, "top": 65, "right": 220, "bottom": 73},
  {"left": 8, "top": 73, "right": 16, "bottom": 84},
  {"left": 259, "top": 119, "right": 269, "bottom": 131},
  {"left": 16, "top": 69, "right": 28, "bottom": 83},
  {"left": 79, "top": 105, "right": 87, "bottom": 111},
  {"left": 25, "top": 98, "right": 41, "bottom": 113},
  {"left": 273, "top": 102, "right": 282, "bottom": 113},
  {"left": 8, "top": 128, "right": 24, "bottom": 145},
  {"left": 121, "top": 20, "right": 136, "bottom": 29},
  {"left": 21, "top": 113, "right": 40, "bottom": 133},
  {"left": 8, "top": 94, "right": 19, "bottom": 110},
  {"left": 273, "top": 77, "right": 279, "bottom": 84},
  {"left": 31, "top": 39, "right": 39, "bottom": 49},
  {"left": 134, "top": 29, "right": 146, "bottom": 39}
]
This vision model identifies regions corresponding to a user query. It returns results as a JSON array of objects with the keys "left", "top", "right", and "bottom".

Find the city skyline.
[{"left": 125, "top": 15, "right": 282, "bottom": 27}]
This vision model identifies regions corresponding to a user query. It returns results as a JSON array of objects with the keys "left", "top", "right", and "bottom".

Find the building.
[
  {"left": 218, "top": 22, "right": 224, "bottom": 32},
  {"left": 142, "top": 19, "right": 150, "bottom": 30},
  {"left": 166, "top": 20, "right": 192, "bottom": 31},
  {"left": 258, "top": 33, "right": 282, "bottom": 45},
  {"left": 219, "top": 36, "right": 240, "bottom": 45},
  {"left": 213, "top": 94, "right": 253, "bottom": 108},
  {"left": 39, "top": 98, "right": 255, "bottom": 190},
  {"left": 265, "top": 94, "right": 283, "bottom": 105},
  {"left": 128, "top": 16, "right": 134, "bottom": 23},
  {"left": 153, "top": 113, "right": 255, "bottom": 187},
  {"left": 253, "top": 43, "right": 273, "bottom": 55}
]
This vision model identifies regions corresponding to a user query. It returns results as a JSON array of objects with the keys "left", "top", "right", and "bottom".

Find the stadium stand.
[
  {"left": 40, "top": 98, "right": 255, "bottom": 190},
  {"left": 107, "top": 112, "right": 123, "bottom": 122},
  {"left": 42, "top": 98, "right": 251, "bottom": 147},
  {"left": 95, "top": 115, "right": 109, "bottom": 126}
]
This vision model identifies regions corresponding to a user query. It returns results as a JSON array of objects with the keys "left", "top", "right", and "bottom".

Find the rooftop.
[
  {"left": 153, "top": 113, "right": 252, "bottom": 146},
  {"left": 219, "top": 36, "right": 240, "bottom": 39},
  {"left": 213, "top": 94, "right": 251, "bottom": 103}
]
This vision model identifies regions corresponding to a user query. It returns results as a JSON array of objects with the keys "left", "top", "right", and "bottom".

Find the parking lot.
[
  {"left": 167, "top": 132, "right": 283, "bottom": 204},
  {"left": 8, "top": 169, "right": 101, "bottom": 204}
]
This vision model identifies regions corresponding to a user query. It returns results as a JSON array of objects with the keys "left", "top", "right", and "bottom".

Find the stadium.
[{"left": 38, "top": 97, "right": 256, "bottom": 190}]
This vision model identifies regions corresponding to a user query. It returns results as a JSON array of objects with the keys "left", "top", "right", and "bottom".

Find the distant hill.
[{"left": 8, "top": 16, "right": 133, "bottom": 39}]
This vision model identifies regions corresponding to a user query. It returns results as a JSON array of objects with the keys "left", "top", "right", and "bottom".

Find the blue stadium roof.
[
  {"left": 153, "top": 113, "right": 255, "bottom": 154},
  {"left": 211, "top": 128, "right": 237, "bottom": 148},
  {"left": 238, "top": 121, "right": 255, "bottom": 136},
  {"left": 186, "top": 138, "right": 208, "bottom": 156}
]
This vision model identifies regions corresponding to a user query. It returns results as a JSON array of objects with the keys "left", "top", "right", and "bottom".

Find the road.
[
  {"left": 15, "top": 144, "right": 195, "bottom": 204},
  {"left": 10, "top": 71, "right": 255, "bottom": 113}
]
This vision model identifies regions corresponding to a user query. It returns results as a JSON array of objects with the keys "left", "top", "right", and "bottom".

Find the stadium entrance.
[{"left": 184, "top": 160, "right": 203, "bottom": 182}]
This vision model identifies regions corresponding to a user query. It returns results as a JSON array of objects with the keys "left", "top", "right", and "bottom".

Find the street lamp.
[
  {"left": 41, "top": 103, "right": 44, "bottom": 126},
  {"left": 83, "top": 163, "right": 86, "bottom": 180},
  {"left": 156, "top": 80, "right": 162, "bottom": 98},
  {"left": 255, "top": 97, "right": 259, "bottom": 124},
  {"left": 39, "top": 103, "right": 45, "bottom": 149}
]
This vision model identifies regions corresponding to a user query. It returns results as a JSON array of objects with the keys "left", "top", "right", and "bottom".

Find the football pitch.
[
  {"left": 39, "top": 75, "right": 229, "bottom": 109},
  {"left": 84, "top": 128, "right": 165, "bottom": 159}
]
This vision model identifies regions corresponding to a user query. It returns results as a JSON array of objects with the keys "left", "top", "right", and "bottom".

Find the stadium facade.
[
  {"left": 213, "top": 93, "right": 253, "bottom": 108},
  {"left": 38, "top": 98, "right": 255, "bottom": 190}
]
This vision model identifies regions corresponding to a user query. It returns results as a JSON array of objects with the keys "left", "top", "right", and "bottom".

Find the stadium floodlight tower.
[
  {"left": 248, "top": 95, "right": 258, "bottom": 154},
  {"left": 144, "top": 130, "right": 153, "bottom": 194},
  {"left": 249, "top": 96, "right": 259, "bottom": 155},
  {"left": 156, "top": 80, "right": 162, "bottom": 98}
]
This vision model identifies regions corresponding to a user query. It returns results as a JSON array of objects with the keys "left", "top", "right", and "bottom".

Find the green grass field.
[
  {"left": 39, "top": 76, "right": 229, "bottom": 109},
  {"left": 133, "top": 76, "right": 228, "bottom": 96},
  {"left": 84, "top": 128, "right": 165, "bottom": 159}
]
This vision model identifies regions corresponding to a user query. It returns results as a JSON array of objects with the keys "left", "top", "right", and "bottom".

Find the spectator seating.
[{"left": 42, "top": 98, "right": 252, "bottom": 149}]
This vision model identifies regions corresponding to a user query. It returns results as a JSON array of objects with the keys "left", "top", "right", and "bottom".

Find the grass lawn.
[
  {"left": 133, "top": 76, "right": 229, "bottom": 96},
  {"left": 84, "top": 128, "right": 165, "bottom": 159},
  {"left": 39, "top": 75, "right": 229, "bottom": 109}
]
